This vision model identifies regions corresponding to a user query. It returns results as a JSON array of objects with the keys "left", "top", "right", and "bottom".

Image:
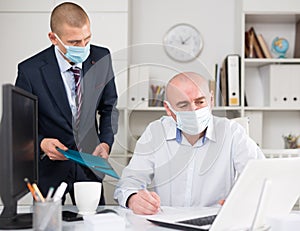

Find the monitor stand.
[{"left": 0, "top": 213, "right": 32, "bottom": 230}]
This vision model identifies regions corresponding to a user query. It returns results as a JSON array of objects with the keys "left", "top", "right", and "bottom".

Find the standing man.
[
  {"left": 15, "top": 2, "right": 118, "bottom": 204},
  {"left": 114, "top": 72, "right": 264, "bottom": 214}
]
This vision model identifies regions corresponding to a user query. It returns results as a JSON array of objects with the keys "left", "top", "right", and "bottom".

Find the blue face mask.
[{"left": 55, "top": 34, "right": 90, "bottom": 64}]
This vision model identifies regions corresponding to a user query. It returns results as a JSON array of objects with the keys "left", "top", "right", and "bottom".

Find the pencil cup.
[{"left": 33, "top": 199, "right": 62, "bottom": 231}]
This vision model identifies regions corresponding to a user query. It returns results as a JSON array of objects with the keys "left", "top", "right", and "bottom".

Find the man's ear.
[
  {"left": 163, "top": 101, "right": 172, "bottom": 116},
  {"left": 48, "top": 32, "right": 58, "bottom": 45}
]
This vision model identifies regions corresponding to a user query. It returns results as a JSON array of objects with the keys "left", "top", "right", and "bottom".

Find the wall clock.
[{"left": 163, "top": 23, "right": 203, "bottom": 62}]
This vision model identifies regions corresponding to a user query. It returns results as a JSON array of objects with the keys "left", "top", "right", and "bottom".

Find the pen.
[
  {"left": 32, "top": 183, "right": 45, "bottom": 202},
  {"left": 53, "top": 182, "right": 67, "bottom": 202},
  {"left": 24, "top": 178, "right": 39, "bottom": 201},
  {"left": 46, "top": 187, "right": 54, "bottom": 201},
  {"left": 141, "top": 185, "right": 163, "bottom": 213}
]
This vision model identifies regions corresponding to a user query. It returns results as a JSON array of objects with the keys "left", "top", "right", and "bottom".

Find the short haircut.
[{"left": 50, "top": 2, "right": 90, "bottom": 36}]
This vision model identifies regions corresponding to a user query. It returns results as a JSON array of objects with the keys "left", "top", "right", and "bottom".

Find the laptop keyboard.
[{"left": 178, "top": 214, "right": 217, "bottom": 226}]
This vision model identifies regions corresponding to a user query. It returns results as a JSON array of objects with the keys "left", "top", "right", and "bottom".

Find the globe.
[{"left": 271, "top": 37, "right": 289, "bottom": 58}]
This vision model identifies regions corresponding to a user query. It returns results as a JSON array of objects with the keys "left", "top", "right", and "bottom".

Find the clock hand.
[
  {"left": 182, "top": 36, "right": 191, "bottom": 44},
  {"left": 179, "top": 35, "right": 184, "bottom": 43}
]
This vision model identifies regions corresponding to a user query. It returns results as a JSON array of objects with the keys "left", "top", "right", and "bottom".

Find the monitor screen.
[{"left": 0, "top": 84, "right": 38, "bottom": 229}]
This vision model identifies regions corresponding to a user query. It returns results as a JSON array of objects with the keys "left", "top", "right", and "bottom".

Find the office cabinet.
[{"left": 239, "top": 0, "right": 300, "bottom": 152}]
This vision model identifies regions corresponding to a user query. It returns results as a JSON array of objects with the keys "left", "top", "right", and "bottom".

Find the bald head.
[
  {"left": 165, "top": 72, "right": 210, "bottom": 103},
  {"left": 50, "top": 2, "right": 90, "bottom": 36}
]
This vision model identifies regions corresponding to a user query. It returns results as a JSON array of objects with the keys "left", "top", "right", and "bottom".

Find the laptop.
[{"left": 147, "top": 158, "right": 300, "bottom": 230}]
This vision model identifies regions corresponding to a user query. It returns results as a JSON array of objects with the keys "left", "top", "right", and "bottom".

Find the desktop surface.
[
  {"left": 1, "top": 205, "right": 300, "bottom": 231},
  {"left": 0, "top": 205, "right": 173, "bottom": 231}
]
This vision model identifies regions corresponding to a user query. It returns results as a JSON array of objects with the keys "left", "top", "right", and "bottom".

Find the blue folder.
[{"left": 57, "top": 148, "right": 120, "bottom": 179}]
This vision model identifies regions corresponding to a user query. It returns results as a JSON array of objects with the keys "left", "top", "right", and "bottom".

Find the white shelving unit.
[{"left": 238, "top": 0, "right": 300, "bottom": 155}]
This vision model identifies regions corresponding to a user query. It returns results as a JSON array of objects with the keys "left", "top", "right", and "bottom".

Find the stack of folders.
[{"left": 216, "top": 54, "right": 241, "bottom": 107}]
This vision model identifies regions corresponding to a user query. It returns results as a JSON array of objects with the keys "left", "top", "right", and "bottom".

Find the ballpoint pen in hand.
[{"left": 141, "top": 185, "right": 163, "bottom": 213}]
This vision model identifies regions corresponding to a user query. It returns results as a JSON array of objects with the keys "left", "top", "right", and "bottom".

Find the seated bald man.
[{"left": 114, "top": 72, "right": 265, "bottom": 215}]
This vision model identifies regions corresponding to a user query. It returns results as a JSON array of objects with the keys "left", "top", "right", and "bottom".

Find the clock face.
[{"left": 163, "top": 23, "right": 203, "bottom": 62}]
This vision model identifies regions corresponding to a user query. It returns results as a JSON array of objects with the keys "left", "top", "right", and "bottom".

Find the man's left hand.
[{"left": 92, "top": 143, "right": 110, "bottom": 159}]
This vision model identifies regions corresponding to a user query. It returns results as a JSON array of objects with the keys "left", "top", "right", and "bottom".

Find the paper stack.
[{"left": 83, "top": 213, "right": 126, "bottom": 231}]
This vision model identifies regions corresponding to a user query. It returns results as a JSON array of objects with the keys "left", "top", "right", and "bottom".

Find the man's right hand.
[
  {"left": 127, "top": 190, "right": 161, "bottom": 215},
  {"left": 40, "top": 138, "right": 68, "bottom": 161}
]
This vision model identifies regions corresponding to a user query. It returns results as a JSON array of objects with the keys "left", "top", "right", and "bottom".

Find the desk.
[
  {"left": 0, "top": 205, "right": 173, "bottom": 231},
  {"left": 2, "top": 205, "right": 300, "bottom": 230}
]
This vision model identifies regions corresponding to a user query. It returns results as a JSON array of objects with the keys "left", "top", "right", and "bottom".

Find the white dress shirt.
[
  {"left": 114, "top": 115, "right": 265, "bottom": 208},
  {"left": 54, "top": 46, "right": 82, "bottom": 117}
]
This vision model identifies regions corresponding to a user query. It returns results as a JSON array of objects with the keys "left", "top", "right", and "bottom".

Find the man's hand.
[
  {"left": 40, "top": 138, "right": 68, "bottom": 160},
  {"left": 127, "top": 190, "right": 161, "bottom": 215},
  {"left": 92, "top": 143, "right": 110, "bottom": 159}
]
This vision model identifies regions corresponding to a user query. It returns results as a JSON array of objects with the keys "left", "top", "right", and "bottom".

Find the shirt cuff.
[
  {"left": 118, "top": 189, "right": 138, "bottom": 208},
  {"left": 125, "top": 193, "right": 137, "bottom": 208}
]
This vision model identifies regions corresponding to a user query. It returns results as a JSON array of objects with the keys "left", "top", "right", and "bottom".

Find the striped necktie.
[{"left": 70, "top": 67, "right": 82, "bottom": 151}]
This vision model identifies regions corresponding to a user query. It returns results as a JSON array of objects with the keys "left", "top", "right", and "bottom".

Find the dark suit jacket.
[{"left": 15, "top": 45, "right": 118, "bottom": 196}]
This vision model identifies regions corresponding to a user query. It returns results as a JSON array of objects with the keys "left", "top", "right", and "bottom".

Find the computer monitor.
[{"left": 0, "top": 84, "right": 38, "bottom": 229}]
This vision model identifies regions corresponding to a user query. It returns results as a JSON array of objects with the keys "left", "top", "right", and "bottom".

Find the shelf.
[
  {"left": 127, "top": 107, "right": 165, "bottom": 111},
  {"left": 109, "top": 153, "right": 132, "bottom": 158},
  {"left": 213, "top": 107, "right": 242, "bottom": 111},
  {"left": 244, "top": 107, "right": 300, "bottom": 111},
  {"left": 263, "top": 148, "right": 300, "bottom": 154},
  {"left": 244, "top": 58, "right": 300, "bottom": 67},
  {"left": 245, "top": 14, "right": 300, "bottom": 24},
  {"left": 127, "top": 106, "right": 242, "bottom": 112},
  {"left": 116, "top": 106, "right": 127, "bottom": 110},
  {"left": 110, "top": 153, "right": 133, "bottom": 158},
  {"left": 263, "top": 148, "right": 300, "bottom": 157},
  {"left": 241, "top": 5, "right": 300, "bottom": 150}
]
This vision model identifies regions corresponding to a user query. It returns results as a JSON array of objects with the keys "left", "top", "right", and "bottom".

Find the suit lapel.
[
  {"left": 41, "top": 50, "right": 73, "bottom": 126},
  {"left": 83, "top": 54, "right": 93, "bottom": 74}
]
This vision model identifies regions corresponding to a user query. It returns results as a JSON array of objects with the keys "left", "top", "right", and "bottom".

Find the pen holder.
[{"left": 33, "top": 199, "right": 62, "bottom": 231}]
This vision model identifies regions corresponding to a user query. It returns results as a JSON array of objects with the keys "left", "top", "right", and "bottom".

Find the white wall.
[
  {"left": 0, "top": 0, "right": 238, "bottom": 205},
  {"left": 129, "top": 0, "right": 238, "bottom": 82},
  {"left": 0, "top": 0, "right": 128, "bottom": 206},
  {"left": 0, "top": 0, "right": 238, "bottom": 113}
]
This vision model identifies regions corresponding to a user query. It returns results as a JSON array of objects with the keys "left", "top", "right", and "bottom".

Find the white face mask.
[{"left": 166, "top": 101, "right": 212, "bottom": 135}]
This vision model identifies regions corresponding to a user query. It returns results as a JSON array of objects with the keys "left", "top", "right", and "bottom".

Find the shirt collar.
[
  {"left": 205, "top": 116, "right": 216, "bottom": 142},
  {"left": 54, "top": 46, "right": 82, "bottom": 73}
]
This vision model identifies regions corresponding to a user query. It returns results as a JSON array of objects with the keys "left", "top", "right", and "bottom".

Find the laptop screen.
[{"left": 147, "top": 158, "right": 300, "bottom": 231}]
